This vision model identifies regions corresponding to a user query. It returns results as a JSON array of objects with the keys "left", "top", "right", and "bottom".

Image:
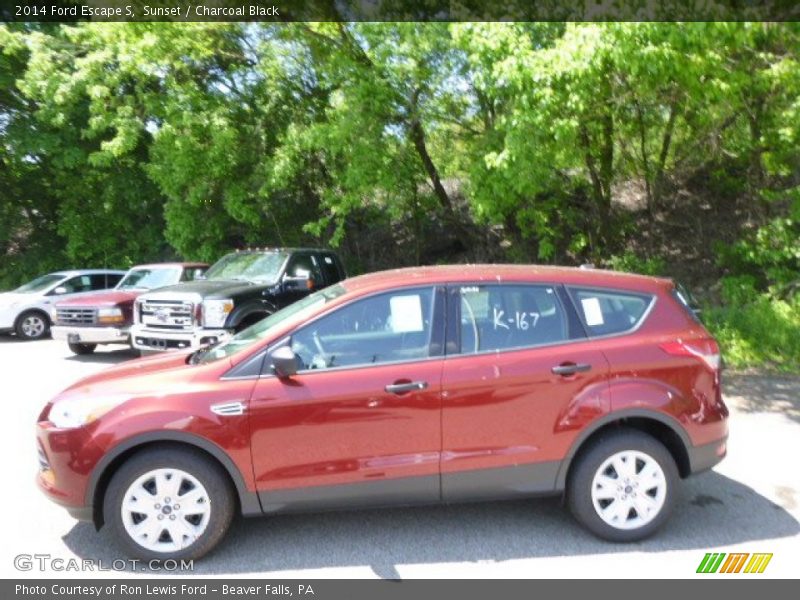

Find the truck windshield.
[
  {"left": 204, "top": 252, "right": 288, "bottom": 283},
  {"left": 117, "top": 267, "right": 181, "bottom": 291},
  {"left": 14, "top": 273, "right": 65, "bottom": 293},
  {"left": 198, "top": 284, "right": 347, "bottom": 364}
]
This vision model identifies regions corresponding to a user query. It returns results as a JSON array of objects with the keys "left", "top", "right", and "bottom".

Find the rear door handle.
[
  {"left": 551, "top": 363, "right": 592, "bottom": 376},
  {"left": 385, "top": 381, "right": 428, "bottom": 394}
]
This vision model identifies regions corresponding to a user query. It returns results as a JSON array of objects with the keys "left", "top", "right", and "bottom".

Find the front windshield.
[
  {"left": 117, "top": 267, "right": 181, "bottom": 291},
  {"left": 14, "top": 273, "right": 65, "bottom": 293},
  {"left": 198, "top": 284, "right": 347, "bottom": 364},
  {"left": 204, "top": 252, "right": 288, "bottom": 283}
]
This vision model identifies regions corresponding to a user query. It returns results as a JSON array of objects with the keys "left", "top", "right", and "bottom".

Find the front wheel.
[
  {"left": 68, "top": 342, "right": 96, "bottom": 355},
  {"left": 15, "top": 310, "right": 50, "bottom": 340},
  {"left": 567, "top": 430, "right": 679, "bottom": 542},
  {"left": 103, "top": 447, "right": 235, "bottom": 561}
]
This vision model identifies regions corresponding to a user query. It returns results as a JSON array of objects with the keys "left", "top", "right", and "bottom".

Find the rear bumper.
[
  {"left": 130, "top": 325, "right": 231, "bottom": 352},
  {"left": 52, "top": 325, "right": 129, "bottom": 345},
  {"left": 687, "top": 436, "right": 728, "bottom": 475}
]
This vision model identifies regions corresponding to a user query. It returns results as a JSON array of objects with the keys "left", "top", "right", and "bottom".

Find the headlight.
[
  {"left": 203, "top": 299, "right": 234, "bottom": 328},
  {"left": 97, "top": 307, "right": 124, "bottom": 324},
  {"left": 48, "top": 395, "right": 129, "bottom": 429}
]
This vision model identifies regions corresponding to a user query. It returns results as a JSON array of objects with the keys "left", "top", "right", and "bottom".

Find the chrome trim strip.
[{"left": 210, "top": 401, "right": 246, "bottom": 416}]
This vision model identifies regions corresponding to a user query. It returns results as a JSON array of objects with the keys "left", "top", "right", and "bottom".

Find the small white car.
[{"left": 0, "top": 270, "right": 125, "bottom": 340}]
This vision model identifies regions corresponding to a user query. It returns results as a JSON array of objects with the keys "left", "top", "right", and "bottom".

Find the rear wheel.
[
  {"left": 15, "top": 310, "right": 50, "bottom": 340},
  {"left": 567, "top": 430, "right": 678, "bottom": 542},
  {"left": 68, "top": 342, "right": 96, "bottom": 355},
  {"left": 103, "top": 447, "right": 235, "bottom": 561}
]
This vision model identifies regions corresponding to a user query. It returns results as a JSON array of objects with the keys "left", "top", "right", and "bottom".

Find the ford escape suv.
[{"left": 36, "top": 265, "right": 728, "bottom": 560}]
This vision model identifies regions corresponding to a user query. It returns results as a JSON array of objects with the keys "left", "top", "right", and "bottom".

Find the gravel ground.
[{"left": 0, "top": 336, "right": 797, "bottom": 579}]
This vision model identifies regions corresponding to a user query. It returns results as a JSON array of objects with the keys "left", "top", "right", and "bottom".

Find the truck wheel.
[
  {"left": 68, "top": 342, "right": 97, "bottom": 355},
  {"left": 234, "top": 313, "right": 269, "bottom": 333},
  {"left": 103, "top": 447, "right": 235, "bottom": 561},
  {"left": 567, "top": 430, "right": 679, "bottom": 542},
  {"left": 15, "top": 310, "right": 50, "bottom": 340}
]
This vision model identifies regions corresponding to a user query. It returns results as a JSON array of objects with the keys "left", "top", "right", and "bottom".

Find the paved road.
[{"left": 1, "top": 336, "right": 798, "bottom": 578}]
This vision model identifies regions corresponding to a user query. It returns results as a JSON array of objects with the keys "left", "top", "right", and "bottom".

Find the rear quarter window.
[{"left": 568, "top": 287, "right": 654, "bottom": 337}]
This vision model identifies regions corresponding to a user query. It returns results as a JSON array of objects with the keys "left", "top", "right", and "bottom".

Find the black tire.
[
  {"left": 567, "top": 429, "right": 679, "bottom": 542},
  {"left": 14, "top": 310, "right": 50, "bottom": 340},
  {"left": 103, "top": 446, "right": 236, "bottom": 561},
  {"left": 234, "top": 313, "right": 269, "bottom": 333},
  {"left": 68, "top": 342, "right": 97, "bottom": 355}
]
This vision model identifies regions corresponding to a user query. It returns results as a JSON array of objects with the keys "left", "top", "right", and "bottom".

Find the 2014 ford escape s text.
[{"left": 36, "top": 265, "right": 728, "bottom": 560}]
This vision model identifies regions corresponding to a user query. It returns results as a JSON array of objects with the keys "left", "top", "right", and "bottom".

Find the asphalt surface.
[{"left": 1, "top": 335, "right": 798, "bottom": 579}]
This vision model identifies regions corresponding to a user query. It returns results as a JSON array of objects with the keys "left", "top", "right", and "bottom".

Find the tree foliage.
[{"left": 1, "top": 22, "right": 798, "bottom": 296}]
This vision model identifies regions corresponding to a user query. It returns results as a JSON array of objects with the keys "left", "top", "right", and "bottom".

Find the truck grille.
[
  {"left": 56, "top": 307, "right": 97, "bottom": 325},
  {"left": 140, "top": 299, "right": 195, "bottom": 330}
]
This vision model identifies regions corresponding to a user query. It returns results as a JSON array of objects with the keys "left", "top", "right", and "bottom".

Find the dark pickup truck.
[{"left": 130, "top": 248, "right": 346, "bottom": 352}]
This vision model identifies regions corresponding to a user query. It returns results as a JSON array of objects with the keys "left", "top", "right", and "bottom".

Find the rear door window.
[
  {"left": 568, "top": 288, "right": 653, "bottom": 336},
  {"left": 90, "top": 273, "right": 116, "bottom": 290},
  {"left": 457, "top": 284, "right": 568, "bottom": 353},
  {"left": 318, "top": 253, "right": 343, "bottom": 285}
]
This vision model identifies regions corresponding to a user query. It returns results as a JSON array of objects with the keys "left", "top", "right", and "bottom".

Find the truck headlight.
[
  {"left": 203, "top": 299, "right": 234, "bottom": 328},
  {"left": 97, "top": 307, "right": 124, "bottom": 324},
  {"left": 48, "top": 395, "right": 129, "bottom": 429}
]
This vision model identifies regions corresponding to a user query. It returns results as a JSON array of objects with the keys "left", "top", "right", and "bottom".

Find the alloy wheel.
[
  {"left": 20, "top": 315, "right": 46, "bottom": 339},
  {"left": 590, "top": 450, "right": 667, "bottom": 530},
  {"left": 120, "top": 468, "right": 211, "bottom": 553}
]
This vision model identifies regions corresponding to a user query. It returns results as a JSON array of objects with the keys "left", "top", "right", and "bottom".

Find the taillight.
[{"left": 660, "top": 338, "right": 721, "bottom": 371}]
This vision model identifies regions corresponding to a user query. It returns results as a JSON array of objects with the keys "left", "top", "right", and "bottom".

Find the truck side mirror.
[
  {"left": 270, "top": 346, "right": 300, "bottom": 379},
  {"left": 283, "top": 273, "right": 314, "bottom": 291},
  {"left": 193, "top": 269, "right": 207, "bottom": 280}
]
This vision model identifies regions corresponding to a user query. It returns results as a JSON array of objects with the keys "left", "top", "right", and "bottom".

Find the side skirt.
[{"left": 256, "top": 461, "right": 563, "bottom": 514}]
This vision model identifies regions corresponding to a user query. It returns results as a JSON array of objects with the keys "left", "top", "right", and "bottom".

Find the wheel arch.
[
  {"left": 226, "top": 300, "right": 274, "bottom": 331},
  {"left": 555, "top": 408, "right": 692, "bottom": 493},
  {"left": 87, "top": 431, "right": 262, "bottom": 530},
  {"left": 15, "top": 307, "right": 52, "bottom": 328}
]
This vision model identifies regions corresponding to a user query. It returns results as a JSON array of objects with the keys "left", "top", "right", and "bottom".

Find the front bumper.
[
  {"left": 36, "top": 420, "right": 99, "bottom": 523},
  {"left": 0, "top": 305, "right": 19, "bottom": 330},
  {"left": 52, "top": 325, "right": 130, "bottom": 345},
  {"left": 130, "top": 325, "right": 231, "bottom": 352}
]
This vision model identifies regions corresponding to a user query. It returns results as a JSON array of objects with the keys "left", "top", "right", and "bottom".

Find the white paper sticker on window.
[
  {"left": 389, "top": 295, "right": 424, "bottom": 333},
  {"left": 581, "top": 297, "right": 605, "bottom": 326}
]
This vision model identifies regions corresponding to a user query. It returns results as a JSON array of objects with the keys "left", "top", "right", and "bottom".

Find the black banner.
[
  {"left": 4, "top": 580, "right": 799, "bottom": 600},
  {"left": 2, "top": 0, "right": 800, "bottom": 23}
]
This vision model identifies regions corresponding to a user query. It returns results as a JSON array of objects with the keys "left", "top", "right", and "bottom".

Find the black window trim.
[
  {"left": 220, "top": 284, "right": 447, "bottom": 380},
  {"left": 446, "top": 282, "right": 581, "bottom": 358},
  {"left": 565, "top": 285, "right": 658, "bottom": 340}
]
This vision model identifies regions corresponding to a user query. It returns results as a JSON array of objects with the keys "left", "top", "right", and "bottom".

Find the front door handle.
[
  {"left": 385, "top": 381, "right": 428, "bottom": 394},
  {"left": 551, "top": 363, "right": 592, "bottom": 376}
]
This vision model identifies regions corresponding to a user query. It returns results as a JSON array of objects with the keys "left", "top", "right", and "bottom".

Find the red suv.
[{"left": 36, "top": 265, "right": 728, "bottom": 560}]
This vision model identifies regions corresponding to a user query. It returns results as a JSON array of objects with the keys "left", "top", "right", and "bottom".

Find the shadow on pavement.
[
  {"left": 64, "top": 348, "right": 140, "bottom": 364},
  {"left": 723, "top": 371, "right": 800, "bottom": 424},
  {"left": 62, "top": 470, "right": 799, "bottom": 576}
]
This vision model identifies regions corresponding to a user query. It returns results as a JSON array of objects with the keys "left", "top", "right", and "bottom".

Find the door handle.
[
  {"left": 551, "top": 363, "right": 592, "bottom": 376},
  {"left": 385, "top": 381, "right": 428, "bottom": 394}
]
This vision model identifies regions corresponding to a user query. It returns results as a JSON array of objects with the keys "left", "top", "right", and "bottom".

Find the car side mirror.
[
  {"left": 283, "top": 273, "right": 314, "bottom": 292},
  {"left": 53, "top": 286, "right": 68, "bottom": 295},
  {"left": 270, "top": 346, "right": 300, "bottom": 379}
]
